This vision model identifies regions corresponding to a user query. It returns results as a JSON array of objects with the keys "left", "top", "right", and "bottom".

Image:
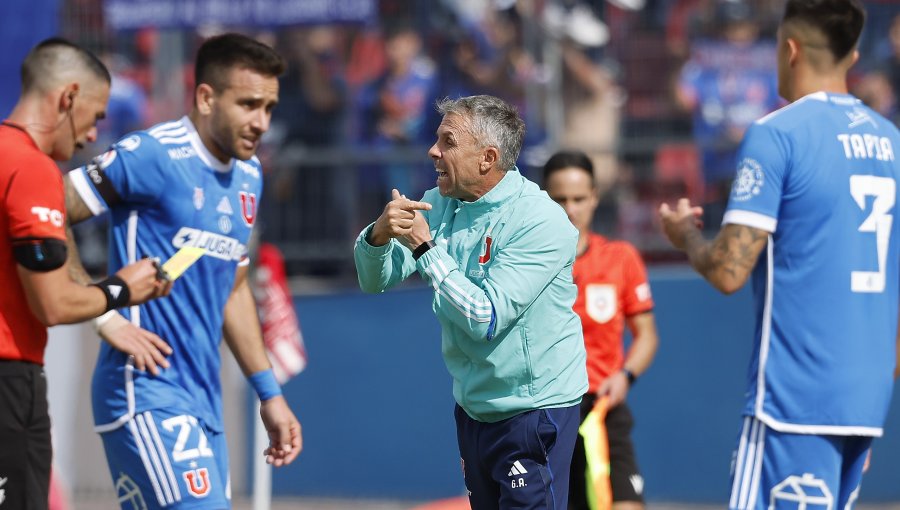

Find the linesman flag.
[
  {"left": 253, "top": 242, "right": 307, "bottom": 383},
  {"left": 579, "top": 396, "right": 612, "bottom": 510}
]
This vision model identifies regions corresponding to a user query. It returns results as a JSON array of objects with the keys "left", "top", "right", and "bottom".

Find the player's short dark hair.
[
  {"left": 543, "top": 150, "right": 595, "bottom": 187},
  {"left": 194, "top": 33, "right": 285, "bottom": 92},
  {"left": 21, "top": 37, "right": 110, "bottom": 93},
  {"left": 783, "top": 0, "right": 865, "bottom": 62}
]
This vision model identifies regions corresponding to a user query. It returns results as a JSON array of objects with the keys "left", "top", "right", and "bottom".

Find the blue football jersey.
[
  {"left": 723, "top": 92, "right": 900, "bottom": 436},
  {"left": 70, "top": 116, "right": 263, "bottom": 433}
]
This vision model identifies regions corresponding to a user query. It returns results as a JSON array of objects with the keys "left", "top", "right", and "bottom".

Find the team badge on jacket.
[
  {"left": 239, "top": 191, "right": 256, "bottom": 226},
  {"left": 586, "top": 284, "right": 617, "bottom": 323},
  {"left": 478, "top": 235, "right": 493, "bottom": 264}
]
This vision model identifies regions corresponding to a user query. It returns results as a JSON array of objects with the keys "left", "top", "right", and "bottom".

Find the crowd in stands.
[{"left": 66, "top": 0, "right": 900, "bottom": 277}]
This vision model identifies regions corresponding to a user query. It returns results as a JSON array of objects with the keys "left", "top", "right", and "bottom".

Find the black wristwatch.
[{"left": 413, "top": 240, "right": 436, "bottom": 260}]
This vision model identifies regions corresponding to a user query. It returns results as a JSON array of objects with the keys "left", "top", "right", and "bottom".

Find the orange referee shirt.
[
  {"left": 0, "top": 122, "right": 67, "bottom": 364},
  {"left": 573, "top": 233, "right": 654, "bottom": 391}
]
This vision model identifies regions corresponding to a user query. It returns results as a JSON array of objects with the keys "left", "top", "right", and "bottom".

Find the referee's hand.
[{"left": 115, "top": 258, "right": 173, "bottom": 305}]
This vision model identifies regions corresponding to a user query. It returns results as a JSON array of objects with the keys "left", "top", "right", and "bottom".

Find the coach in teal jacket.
[{"left": 354, "top": 95, "right": 587, "bottom": 509}]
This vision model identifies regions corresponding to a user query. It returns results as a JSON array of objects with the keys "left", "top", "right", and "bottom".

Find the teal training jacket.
[{"left": 354, "top": 169, "right": 588, "bottom": 422}]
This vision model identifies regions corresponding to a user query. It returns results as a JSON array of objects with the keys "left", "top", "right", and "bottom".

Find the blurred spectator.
[
  {"left": 559, "top": 39, "right": 624, "bottom": 198},
  {"left": 853, "top": 71, "right": 899, "bottom": 126},
  {"left": 261, "top": 26, "right": 351, "bottom": 252},
  {"left": 357, "top": 23, "right": 436, "bottom": 200},
  {"left": 96, "top": 51, "right": 148, "bottom": 148},
  {"left": 674, "top": 0, "right": 780, "bottom": 228},
  {"left": 273, "top": 27, "right": 347, "bottom": 149},
  {"left": 882, "top": 13, "right": 900, "bottom": 106}
]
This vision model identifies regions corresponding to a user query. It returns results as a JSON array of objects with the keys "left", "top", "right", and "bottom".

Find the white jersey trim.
[
  {"left": 756, "top": 92, "right": 826, "bottom": 125},
  {"left": 95, "top": 210, "right": 142, "bottom": 433},
  {"left": 69, "top": 168, "right": 108, "bottom": 216},
  {"left": 94, "top": 361, "right": 136, "bottom": 433},
  {"left": 157, "top": 134, "right": 192, "bottom": 145},
  {"left": 149, "top": 126, "right": 187, "bottom": 139},
  {"left": 148, "top": 120, "right": 183, "bottom": 136},
  {"left": 755, "top": 411, "right": 883, "bottom": 437},
  {"left": 723, "top": 210, "right": 776, "bottom": 233}
]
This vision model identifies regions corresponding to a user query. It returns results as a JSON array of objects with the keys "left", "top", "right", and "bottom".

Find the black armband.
[
  {"left": 91, "top": 275, "right": 131, "bottom": 312},
  {"left": 83, "top": 157, "right": 122, "bottom": 206},
  {"left": 12, "top": 237, "right": 67, "bottom": 272},
  {"left": 622, "top": 368, "right": 637, "bottom": 386},
  {"left": 413, "top": 240, "right": 436, "bottom": 261}
]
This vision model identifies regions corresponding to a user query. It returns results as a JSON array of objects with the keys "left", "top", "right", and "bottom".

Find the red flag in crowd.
[{"left": 253, "top": 242, "right": 307, "bottom": 383}]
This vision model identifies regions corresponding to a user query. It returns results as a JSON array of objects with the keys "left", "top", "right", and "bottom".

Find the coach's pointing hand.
[{"left": 368, "top": 189, "right": 432, "bottom": 247}]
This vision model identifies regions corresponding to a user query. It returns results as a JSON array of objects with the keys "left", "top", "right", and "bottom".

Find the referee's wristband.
[
  {"left": 91, "top": 275, "right": 131, "bottom": 312},
  {"left": 622, "top": 368, "right": 637, "bottom": 386},
  {"left": 413, "top": 240, "right": 436, "bottom": 261},
  {"left": 249, "top": 369, "right": 282, "bottom": 401}
]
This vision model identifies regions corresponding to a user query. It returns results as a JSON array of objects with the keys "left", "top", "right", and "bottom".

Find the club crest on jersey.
[
  {"left": 239, "top": 191, "right": 257, "bottom": 226},
  {"left": 219, "top": 215, "right": 232, "bottom": 234},
  {"left": 731, "top": 158, "right": 764, "bottom": 202},
  {"left": 478, "top": 235, "right": 493, "bottom": 264},
  {"left": 183, "top": 468, "right": 211, "bottom": 498},
  {"left": 117, "top": 134, "right": 141, "bottom": 152},
  {"left": 586, "top": 284, "right": 616, "bottom": 324},
  {"left": 92, "top": 149, "right": 117, "bottom": 169},
  {"left": 193, "top": 187, "right": 204, "bottom": 210}
]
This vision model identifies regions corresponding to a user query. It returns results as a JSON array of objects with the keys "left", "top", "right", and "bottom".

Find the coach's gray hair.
[{"left": 435, "top": 95, "right": 525, "bottom": 173}]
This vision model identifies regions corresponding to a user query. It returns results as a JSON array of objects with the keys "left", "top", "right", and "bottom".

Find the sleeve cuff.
[
  {"left": 355, "top": 223, "right": 395, "bottom": 258},
  {"left": 722, "top": 209, "right": 777, "bottom": 232},
  {"left": 416, "top": 242, "right": 457, "bottom": 289}
]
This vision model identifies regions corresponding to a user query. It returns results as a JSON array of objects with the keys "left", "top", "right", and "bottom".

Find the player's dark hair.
[
  {"left": 194, "top": 33, "right": 285, "bottom": 91},
  {"left": 21, "top": 37, "right": 111, "bottom": 93},
  {"left": 783, "top": 0, "right": 865, "bottom": 62},
  {"left": 543, "top": 150, "right": 595, "bottom": 188}
]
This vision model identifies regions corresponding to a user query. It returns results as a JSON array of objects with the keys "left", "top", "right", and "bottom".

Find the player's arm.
[
  {"left": 659, "top": 199, "right": 768, "bottom": 294},
  {"left": 60, "top": 173, "right": 173, "bottom": 374},
  {"left": 597, "top": 311, "right": 659, "bottom": 408},
  {"left": 624, "top": 312, "right": 659, "bottom": 379},
  {"left": 16, "top": 242, "right": 164, "bottom": 325},
  {"left": 223, "top": 264, "right": 302, "bottom": 466}
]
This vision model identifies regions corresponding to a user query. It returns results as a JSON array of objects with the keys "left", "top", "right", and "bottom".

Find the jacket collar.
[{"left": 456, "top": 167, "right": 524, "bottom": 213}]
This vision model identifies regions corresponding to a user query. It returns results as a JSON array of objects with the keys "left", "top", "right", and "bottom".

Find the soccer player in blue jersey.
[
  {"left": 61, "top": 33, "right": 301, "bottom": 508},
  {"left": 659, "top": 1, "right": 900, "bottom": 508}
]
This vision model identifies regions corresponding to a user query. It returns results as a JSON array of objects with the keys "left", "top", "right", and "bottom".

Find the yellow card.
[{"left": 161, "top": 247, "right": 206, "bottom": 280}]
